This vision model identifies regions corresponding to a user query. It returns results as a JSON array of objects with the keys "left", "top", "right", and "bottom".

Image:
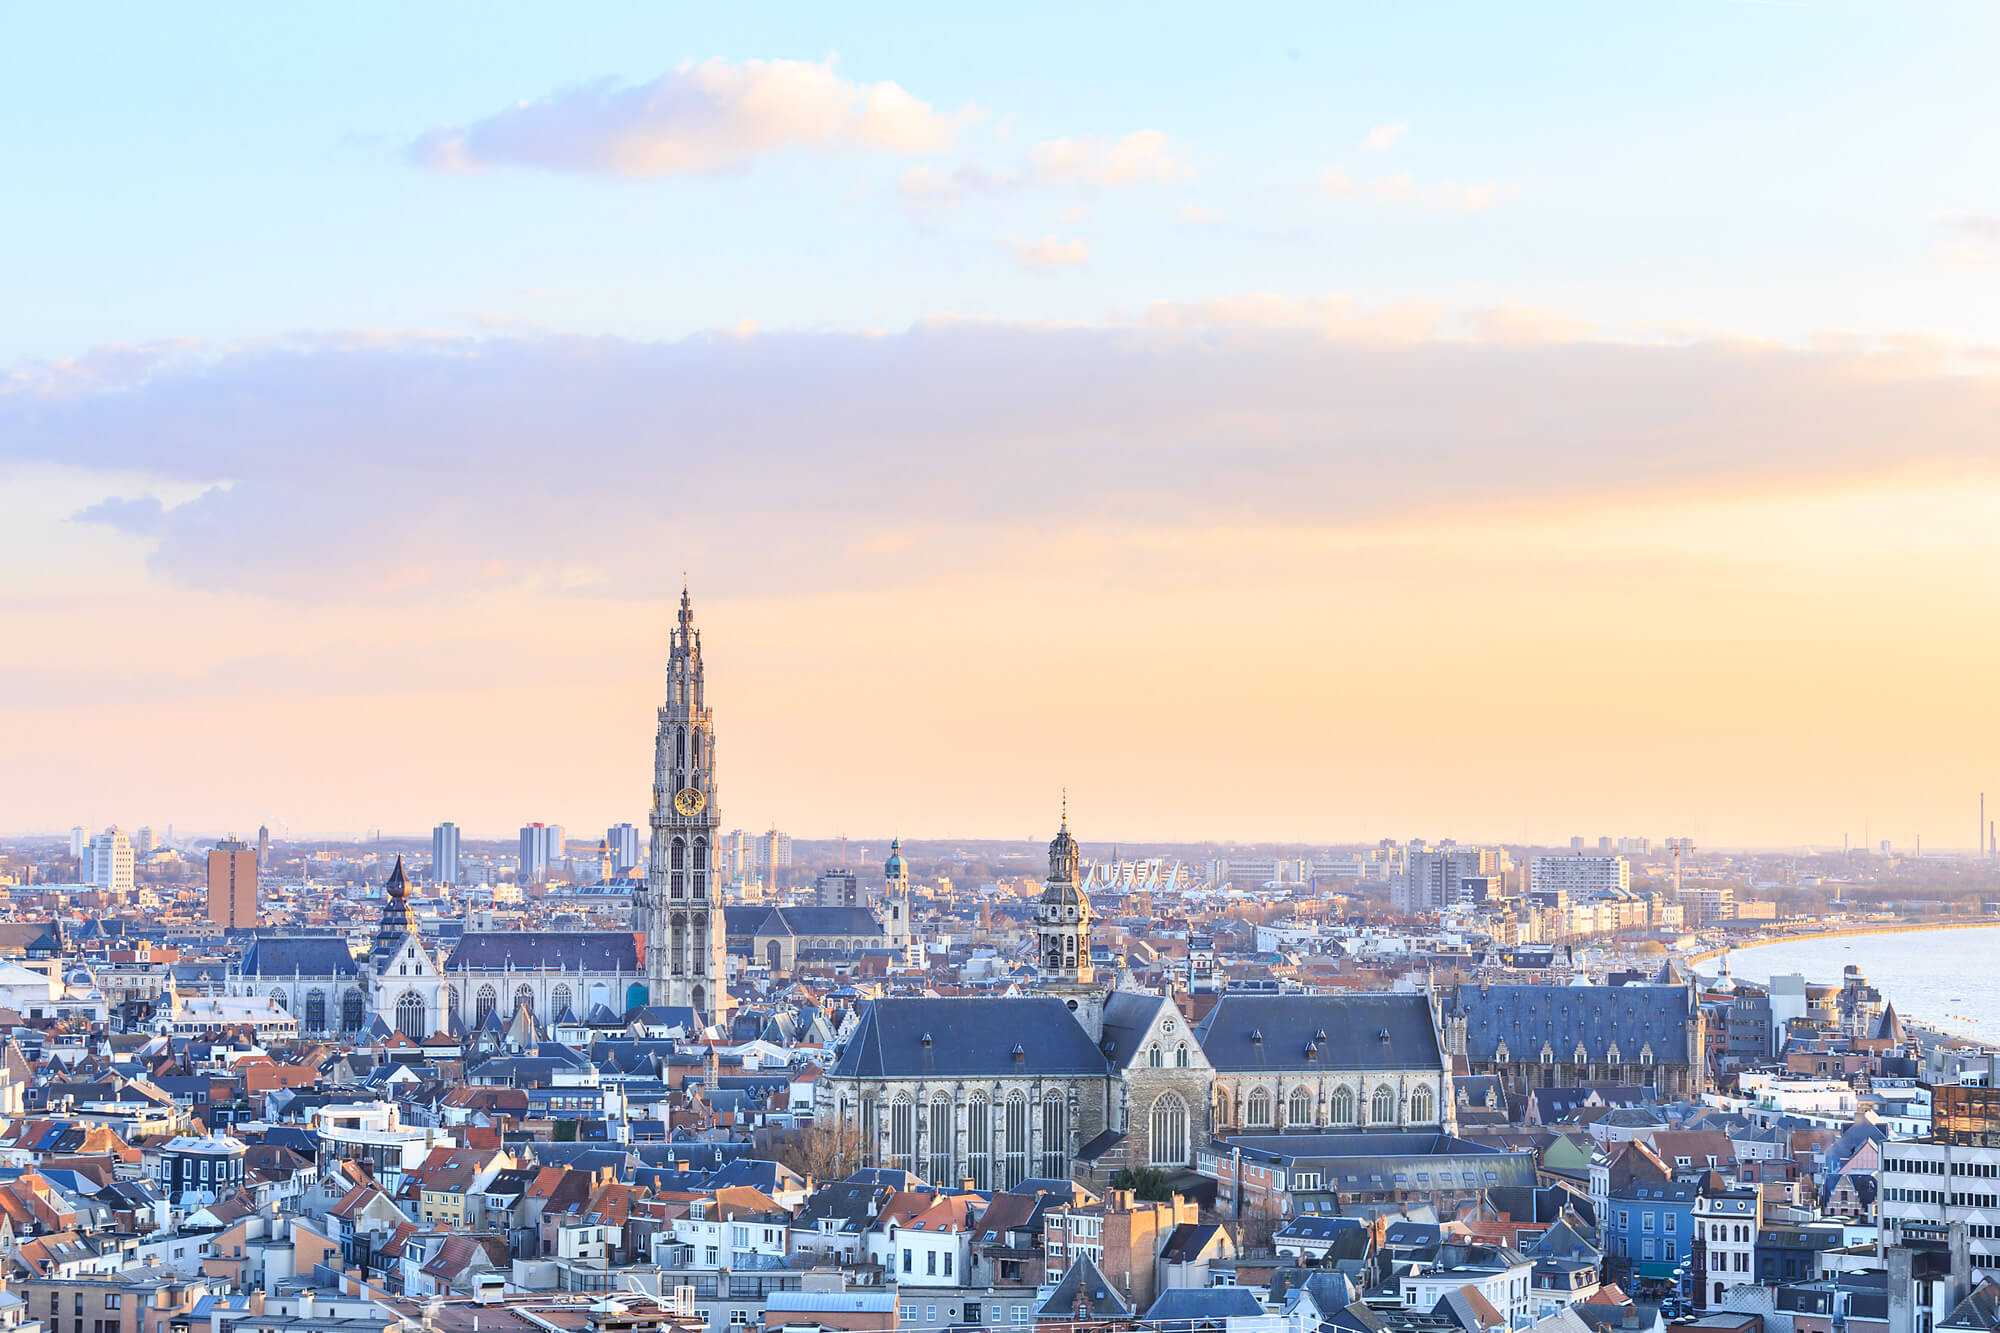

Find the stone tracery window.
[{"left": 1150, "top": 1093, "right": 1188, "bottom": 1166}]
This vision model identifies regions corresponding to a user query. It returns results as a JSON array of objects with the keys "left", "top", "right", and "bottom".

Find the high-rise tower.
[{"left": 642, "top": 588, "right": 730, "bottom": 1020}]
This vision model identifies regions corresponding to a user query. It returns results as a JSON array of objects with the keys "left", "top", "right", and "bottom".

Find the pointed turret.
[
  {"left": 371, "top": 856, "right": 417, "bottom": 962},
  {"left": 1875, "top": 1001, "right": 1905, "bottom": 1045}
]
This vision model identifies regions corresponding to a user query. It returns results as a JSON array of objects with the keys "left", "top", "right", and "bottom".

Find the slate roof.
[
  {"left": 750, "top": 906, "right": 885, "bottom": 938},
  {"left": 1449, "top": 984, "right": 1694, "bottom": 1065},
  {"left": 1942, "top": 1279, "right": 2000, "bottom": 1332},
  {"left": 1160, "top": 1221, "right": 1229, "bottom": 1264},
  {"left": 1099, "top": 991, "right": 1194, "bottom": 1071},
  {"left": 1037, "top": 1253, "right": 1133, "bottom": 1320},
  {"left": 444, "top": 932, "right": 640, "bottom": 972},
  {"left": 830, "top": 997, "right": 1109, "bottom": 1079},
  {"left": 1195, "top": 993, "right": 1446, "bottom": 1073},
  {"left": 240, "top": 937, "right": 360, "bottom": 978},
  {"left": 1143, "top": 1288, "right": 1266, "bottom": 1322}
]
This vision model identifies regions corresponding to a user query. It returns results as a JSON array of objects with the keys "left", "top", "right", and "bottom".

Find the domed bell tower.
[
  {"left": 1035, "top": 803, "right": 1104, "bottom": 1040},
  {"left": 883, "top": 838, "right": 917, "bottom": 967}
]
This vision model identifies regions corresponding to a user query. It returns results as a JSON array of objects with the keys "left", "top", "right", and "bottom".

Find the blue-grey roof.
[
  {"left": 444, "top": 931, "right": 639, "bottom": 972},
  {"left": 750, "top": 906, "right": 884, "bottom": 938},
  {"left": 1195, "top": 993, "right": 1445, "bottom": 1073},
  {"left": 1144, "top": 1288, "right": 1266, "bottom": 1322},
  {"left": 1449, "top": 984, "right": 1693, "bottom": 1065},
  {"left": 1099, "top": 991, "right": 1191, "bottom": 1070},
  {"left": 831, "top": 997, "right": 1107, "bottom": 1079},
  {"left": 1038, "top": 1254, "right": 1133, "bottom": 1320},
  {"left": 240, "top": 937, "right": 359, "bottom": 978}
]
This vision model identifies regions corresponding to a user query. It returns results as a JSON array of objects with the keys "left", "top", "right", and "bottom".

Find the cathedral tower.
[{"left": 642, "top": 588, "right": 730, "bottom": 1020}]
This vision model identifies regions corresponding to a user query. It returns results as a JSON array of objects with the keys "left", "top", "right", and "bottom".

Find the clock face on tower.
[{"left": 673, "top": 787, "right": 707, "bottom": 817}]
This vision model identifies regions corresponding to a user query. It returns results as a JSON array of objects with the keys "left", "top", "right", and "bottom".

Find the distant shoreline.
[{"left": 1685, "top": 919, "right": 2000, "bottom": 966}]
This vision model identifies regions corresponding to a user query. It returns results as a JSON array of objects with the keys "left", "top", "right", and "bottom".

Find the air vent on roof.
[
  {"left": 1012, "top": 1044, "right": 1025, "bottom": 1063},
  {"left": 921, "top": 1032, "right": 932, "bottom": 1047},
  {"left": 1251, "top": 1029, "right": 1263, "bottom": 1044}
]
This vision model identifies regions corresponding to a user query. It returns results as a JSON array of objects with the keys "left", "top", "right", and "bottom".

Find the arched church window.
[
  {"left": 396, "top": 992, "right": 425, "bottom": 1040},
  {"left": 693, "top": 838, "right": 707, "bottom": 870},
  {"left": 270, "top": 988, "right": 288, "bottom": 1010},
  {"left": 928, "top": 1095, "right": 952, "bottom": 1185},
  {"left": 1330, "top": 1085, "right": 1355, "bottom": 1124},
  {"left": 552, "top": 984, "right": 573, "bottom": 1019},
  {"left": 304, "top": 989, "right": 326, "bottom": 1033},
  {"left": 446, "top": 985, "right": 460, "bottom": 1020},
  {"left": 1150, "top": 1094, "right": 1188, "bottom": 1166},
  {"left": 967, "top": 1096, "right": 991, "bottom": 1190},
  {"left": 890, "top": 1096, "right": 917, "bottom": 1173},
  {"left": 1176, "top": 1043, "right": 1190, "bottom": 1067},
  {"left": 677, "top": 727, "right": 686, "bottom": 769},
  {"left": 1149, "top": 1045, "right": 1162, "bottom": 1068},
  {"left": 1411, "top": 1085, "right": 1436, "bottom": 1124},
  {"left": 513, "top": 985, "right": 535, "bottom": 1018},
  {"left": 1003, "top": 1094, "right": 1030, "bottom": 1188},
  {"left": 1041, "top": 1094, "right": 1067, "bottom": 1178},
  {"left": 671, "top": 838, "right": 685, "bottom": 870},
  {"left": 1289, "top": 1087, "right": 1313, "bottom": 1126},
  {"left": 475, "top": 984, "right": 498, "bottom": 1026},
  {"left": 341, "top": 989, "right": 364, "bottom": 1032},
  {"left": 1246, "top": 1088, "right": 1272, "bottom": 1127},
  {"left": 1371, "top": 1085, "right": 1396, "bottom": 1124}
]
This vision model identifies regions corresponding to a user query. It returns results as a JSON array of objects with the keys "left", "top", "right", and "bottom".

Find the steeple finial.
[{"left": 1061, "top": 787, "right": 1068, "bottom": 828}]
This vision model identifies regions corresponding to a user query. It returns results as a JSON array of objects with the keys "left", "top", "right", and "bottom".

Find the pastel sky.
[{"left": 6, "top": 4, "right": 2000, "bottom": 849}]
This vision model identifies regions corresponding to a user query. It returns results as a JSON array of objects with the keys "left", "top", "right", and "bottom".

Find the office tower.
[
  {"left": 724, "top": 828, "right": 757, "bottom": 880},
  {"left": 640, "top": 587, "right": 730, "bottom": 1018},
  {"left": 81, "top": 826, "right": 135, "bottom": 893},
  {"left": 1528, "top": 854, "right": 1631, "bottom": 898},
  {"left": 518, "top": 822, "right": 559, "bottom": 884},
  {"left": 206, "top": 837, "right": 259, "bottom": 929},
  {"left": 765, "top": 827, "right": 792, "bottom": 891},
  {"left": 134, "top": 826, "right": 157, "bottom": 858},
  {"left": 432, "top": 821, "right": 462, "bottom": 885},
  {"left": 547, "top": 824, "right": 566, "bottom": 859},
  {"left": 814, "top": 868, "right": 861, "bottom": 907},
  {"left": 1569, "top": 836, "right": 1585, "bottom": 854},
  {"left": 69, "top": 826, "right": 86, "bottom": 860},
  {"left": 257, "top": 824, "right": 271, "bottom": 870},
  {"left": 1596, "top": 836, "right": 1612, "bottom": 853},
  {"left": 607, "top": 822, "right": 641, "bottom": 874},
  {"left": 1399, "top": 845, "right": 1499, "bottom": 913}
]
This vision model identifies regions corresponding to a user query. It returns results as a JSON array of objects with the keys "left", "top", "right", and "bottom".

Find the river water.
[{"left": 1716, "top": 926, "right": 2000, "bottom": 1040}]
